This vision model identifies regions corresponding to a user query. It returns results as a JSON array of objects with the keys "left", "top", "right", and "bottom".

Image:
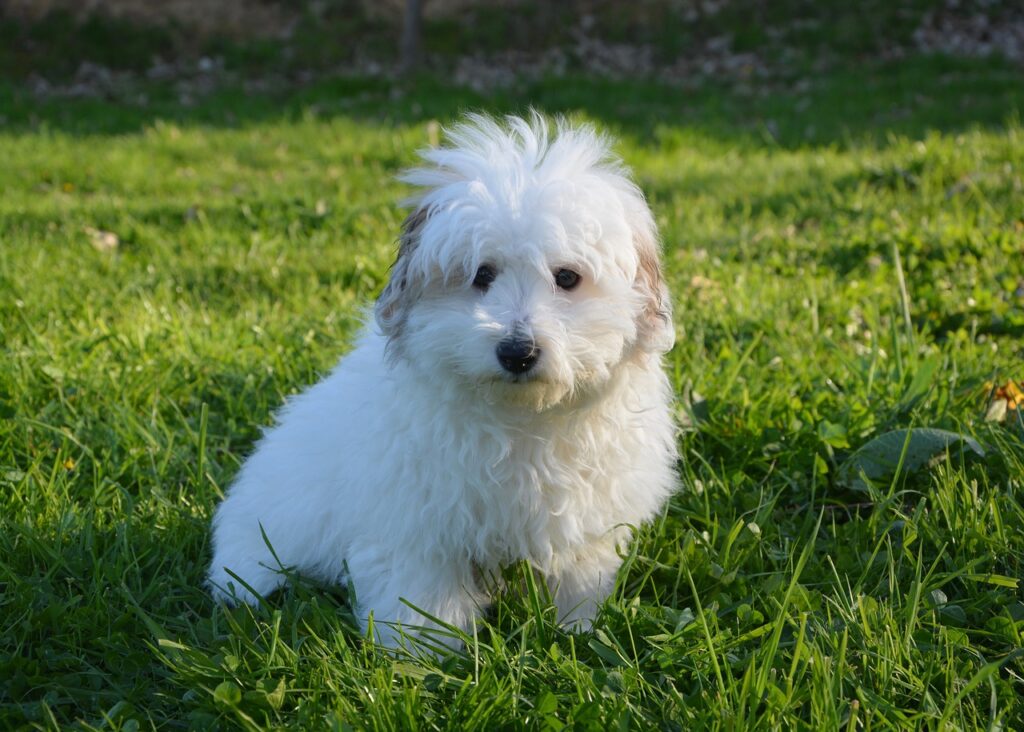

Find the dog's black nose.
[{"left": 496, "top": 338, "right": 540, "bottom": 374}]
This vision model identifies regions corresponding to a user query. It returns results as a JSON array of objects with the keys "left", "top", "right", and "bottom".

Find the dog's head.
[{"left": 375, "top": 113, "right": 673, "bottom": 411}]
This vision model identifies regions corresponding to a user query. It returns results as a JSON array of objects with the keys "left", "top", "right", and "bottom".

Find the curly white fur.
[{"left": 208, "top": 113, "right": 678, "bottom": 647}]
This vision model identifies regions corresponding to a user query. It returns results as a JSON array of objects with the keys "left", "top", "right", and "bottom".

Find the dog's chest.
[{"left": 458, "top": 425, "right": 629, "bottom": 567}]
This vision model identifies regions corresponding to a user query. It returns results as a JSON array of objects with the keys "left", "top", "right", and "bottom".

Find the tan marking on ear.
[
  {"left": 375, "top": 207, "right": 429, "bottom": 339},
  {"left": 634, "top": 225, "right": 675, "bottom": 354}
]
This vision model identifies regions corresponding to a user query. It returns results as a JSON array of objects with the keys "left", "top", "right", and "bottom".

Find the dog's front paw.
[
  {"left": 559, "top": 618, "right": 595, "bottom": 635},
  {"left": 207, "top": 559, "right": 286, "bottom": 607},
  {"left": 556, "top": 604, "right": 598, "bottom": 634},
  {"left": 353, "top": 558, "right": 487, "bottom": 653},
  {"left": 549, "top": 537, "right": 622, "bottom": 635},
  {"left": 369, "top": 616, "right": 469, "bottom": 655}
]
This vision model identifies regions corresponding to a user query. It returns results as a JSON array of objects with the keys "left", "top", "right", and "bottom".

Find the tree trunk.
[{"left": 399, "top": 0, "right": 424, "bottom": 76}]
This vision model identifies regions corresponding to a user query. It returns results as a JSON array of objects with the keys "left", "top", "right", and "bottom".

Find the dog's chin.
[{"left": 474, "top": 373, "right": 573, "bottom": 413}]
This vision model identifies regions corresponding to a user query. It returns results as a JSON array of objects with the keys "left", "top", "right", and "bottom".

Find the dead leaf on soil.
[
  {"left": 984, "top": 380, "right": 1024, "bottom": 423},
  {"left": 85, "top": 226, "right": 119, "bottom": 252}
]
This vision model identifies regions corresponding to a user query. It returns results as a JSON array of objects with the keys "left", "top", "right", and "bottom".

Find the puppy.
[{"left": 208, "top": 113, "right": 678, "bottom": 647}]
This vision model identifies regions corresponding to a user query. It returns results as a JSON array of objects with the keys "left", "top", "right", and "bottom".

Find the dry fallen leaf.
[
  {"left": 984, "top": 380, "right": 1024, "bottom": 422},
  {"left": 85, "top": 226, "right": 119, "bottom": 252}
]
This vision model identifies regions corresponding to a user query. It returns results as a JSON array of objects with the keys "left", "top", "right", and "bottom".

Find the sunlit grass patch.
[{"left": 1, "top": 59, "right": 1022, "bottom": 728}]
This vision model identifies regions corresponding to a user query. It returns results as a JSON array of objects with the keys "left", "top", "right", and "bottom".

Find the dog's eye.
[
  {"left": 473, "top": 264, "right": 496, "bottom": 290},
  {"left": 554, "top": 269, "right": 581, "bottom": 291}
]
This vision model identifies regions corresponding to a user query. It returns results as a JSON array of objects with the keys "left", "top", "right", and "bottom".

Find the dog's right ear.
[{"left": 375, "top": 207, "right": 428, "bottom": 339}]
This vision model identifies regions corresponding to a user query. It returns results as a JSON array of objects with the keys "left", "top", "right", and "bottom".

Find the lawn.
[{"left": 1, "top": 56, "right": 1023, "bottom": 729}]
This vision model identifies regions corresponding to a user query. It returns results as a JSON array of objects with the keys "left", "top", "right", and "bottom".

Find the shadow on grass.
[
  {"left": 1, "top": 56, "right": 1021, "bottom": 148},
  {"left": 0, "top": 498, "right": 367, "bottom": 727}
]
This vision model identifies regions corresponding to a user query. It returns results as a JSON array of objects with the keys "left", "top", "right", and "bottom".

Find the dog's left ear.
[
  {"left": 375, "top": 207, "right": 428, "bottom": 340},
  {"left": 632, "top": 212, "right": 675, "bottom": 354}
]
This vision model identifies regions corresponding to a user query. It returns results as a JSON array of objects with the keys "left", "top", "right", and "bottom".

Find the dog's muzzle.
[{"left": 496, "top": 337, "right": 540, "bottom": 375}]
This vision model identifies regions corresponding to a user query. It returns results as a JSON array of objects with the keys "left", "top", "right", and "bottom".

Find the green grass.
[{"left": 2, "top": 55, "right": 1024, "bottom": 730}]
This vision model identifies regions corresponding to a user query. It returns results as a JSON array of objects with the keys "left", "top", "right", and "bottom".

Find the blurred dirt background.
[{"left": 1, "top": 1, "right": 1021, "bottom": 96}]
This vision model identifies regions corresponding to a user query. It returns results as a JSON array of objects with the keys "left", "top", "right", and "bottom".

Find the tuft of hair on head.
[{"left": 398, "top": 110, "right": 621, "bottom": 211}]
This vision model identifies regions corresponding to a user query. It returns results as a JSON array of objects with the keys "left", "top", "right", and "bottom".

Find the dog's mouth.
[
  {"left": 502, "top": 371, "right": 540, "bottom": 385},
  {"left": 473, "top": 372, "right": 542, "bottom": 389},
  {"left": 474, "top": 370, "right": 574, "bottom": 412}
]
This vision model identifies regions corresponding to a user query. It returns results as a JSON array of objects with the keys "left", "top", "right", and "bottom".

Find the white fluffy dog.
[{"left": 208, "top": 113, "right": 678, "bottom": 647}]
